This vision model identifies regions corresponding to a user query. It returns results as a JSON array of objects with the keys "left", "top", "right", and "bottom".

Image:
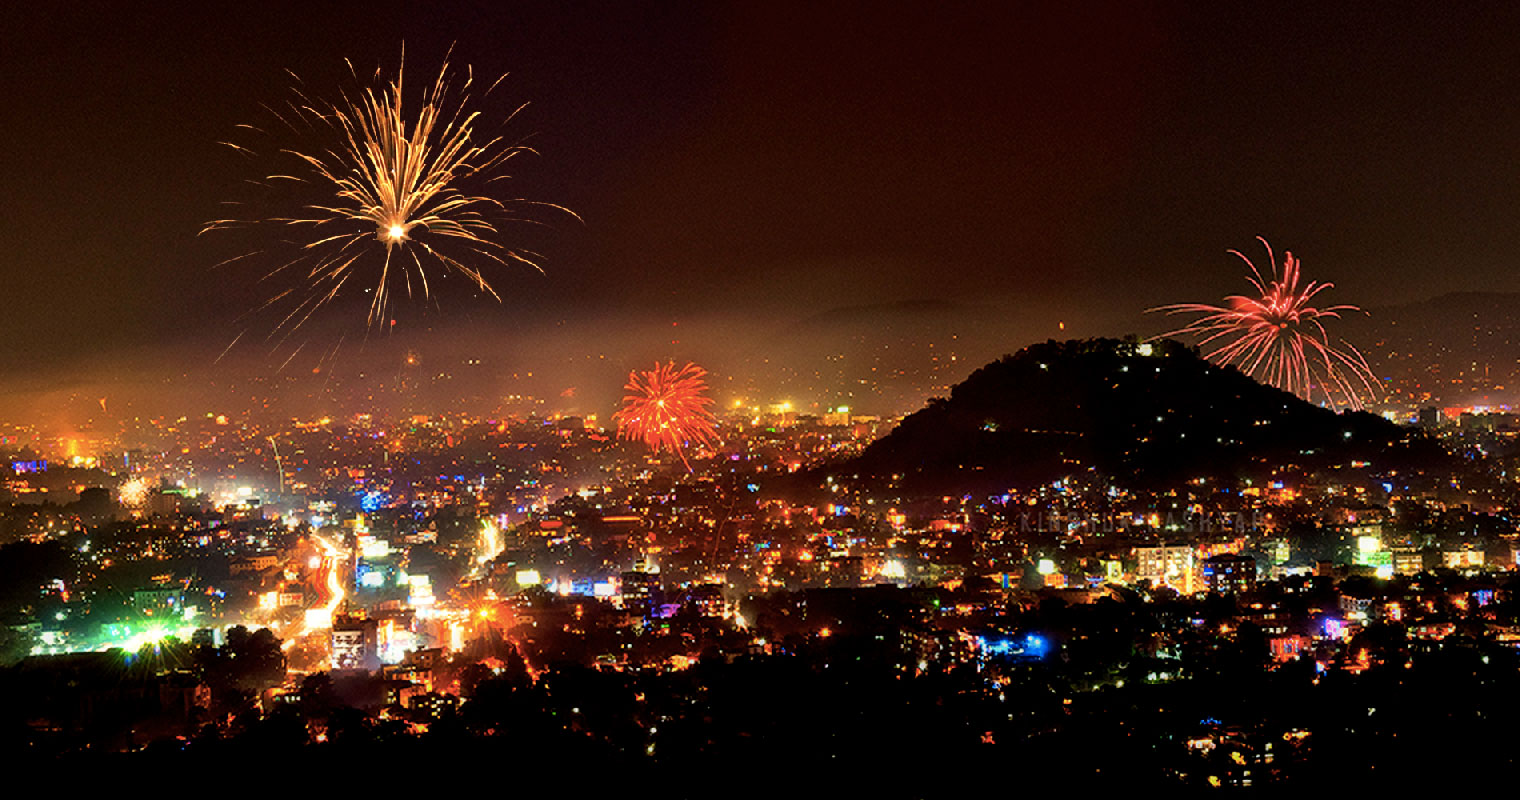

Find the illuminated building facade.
[
  {"left": 332, "top": 617, "right": 379, "bottom": 671},
  {"left": 1135, "top": 545, "right": 1197, "bottom": 594},
  {"left": 1202, "top": 553, "right": 1256, "bottom": 595},
  {"left": 621, "top": 563, "right": 661, "bottom": 617}
]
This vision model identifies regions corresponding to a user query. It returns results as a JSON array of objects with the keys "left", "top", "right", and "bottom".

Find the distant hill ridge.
[{"left": 1341, "top": 291, "right": 1520, "bottom": 405}]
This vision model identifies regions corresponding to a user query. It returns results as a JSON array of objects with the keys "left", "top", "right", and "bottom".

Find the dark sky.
[{"left": 4, "top": 2, "right": 1520, "bottom": 420}]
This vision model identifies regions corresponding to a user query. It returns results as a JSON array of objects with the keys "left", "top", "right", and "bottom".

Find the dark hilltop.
[{"left": 824, "top": 338, "right": 1446, "bottom": 495}]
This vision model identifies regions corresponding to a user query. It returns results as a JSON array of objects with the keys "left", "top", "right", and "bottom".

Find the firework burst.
[
  {"left": 614, "top": 361, "right": 720, "bottom": 471},
  {"left": 1151, "top": 237, "right": 1380, "bottom": 410},
  {"left": 204, "top": 49, "right": 577, "bottom": 343},
  {"left": 118, "top": 477, "right": 150, "bottom": 509}
]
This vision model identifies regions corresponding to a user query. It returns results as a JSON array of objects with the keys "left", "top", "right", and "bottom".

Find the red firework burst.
[
  {"left": 1151, "top": 237, "right": 1380, "bottom": 410},
  {"left": 614, "top": 361, "right": 719, "bottom": 470}
]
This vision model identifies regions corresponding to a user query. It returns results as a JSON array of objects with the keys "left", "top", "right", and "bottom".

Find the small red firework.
[
  {"left": 614, "top": 361, "right": 719, "bottom": 469},
  {"left": 1151, "top": 237, "right": 1380, "bottom": 410}
]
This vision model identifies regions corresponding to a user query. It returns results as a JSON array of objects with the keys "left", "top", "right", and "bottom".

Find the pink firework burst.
[{"left": 1151, "top": 237, "right": 1380, "bottom": 410}]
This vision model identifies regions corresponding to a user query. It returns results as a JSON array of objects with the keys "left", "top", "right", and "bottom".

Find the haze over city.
[{"left": 7, "top": 3, "right": 1520, "bottom": 425}]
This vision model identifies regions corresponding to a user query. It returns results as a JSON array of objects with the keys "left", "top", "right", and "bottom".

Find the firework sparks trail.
[
  {"left": 203, "top": 49, "right": 578, "bottom": 342},
  {"left": 614, "top": 361, "right": 720, "bottom": 471},
  {"left": 1150, "top": 237, "right": 1380, "bottom": 410}
]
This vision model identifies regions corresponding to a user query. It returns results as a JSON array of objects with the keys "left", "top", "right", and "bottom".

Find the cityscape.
[{"left": 6, "top": 2, "right": 1520, "bottom": 789}]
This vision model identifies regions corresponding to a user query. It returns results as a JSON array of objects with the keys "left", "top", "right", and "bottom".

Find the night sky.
[{"left": 5, "top": 2, "right": 1520, "bottom": 420}]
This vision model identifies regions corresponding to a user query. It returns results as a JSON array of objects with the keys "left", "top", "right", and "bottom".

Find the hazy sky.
[{"left": 5, "top": 2, "right": 1520, "bottom": 419}]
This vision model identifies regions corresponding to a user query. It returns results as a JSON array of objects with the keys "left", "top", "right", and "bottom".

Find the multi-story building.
[
  {"left": 332, "top": 617, "right": 379, "bottom": 671},
  {"left": 1203, "top": 554, "right": 1257, "bottom": 595},
  {"left": 1136, "top": 545, "right": 1197, "bottom": 594}
]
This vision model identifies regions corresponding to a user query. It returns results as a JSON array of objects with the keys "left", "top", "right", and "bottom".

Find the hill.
[{"left": 835, "top": 337, "right": 1440, "bottom": 494}]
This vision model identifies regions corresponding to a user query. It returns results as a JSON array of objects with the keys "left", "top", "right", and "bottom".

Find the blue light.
[
  {"left": 977, "top": 636, "right": 1016, "bottom": 656},
  {"left": 976, "top": 634, "right": 1048, "bottom": 659}
]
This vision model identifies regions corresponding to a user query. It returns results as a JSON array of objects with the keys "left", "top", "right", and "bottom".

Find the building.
[
  {"left": 132, "top": 586, "right": 184, "bottom": 617},
  {"left": 620, "top": 562, "right": 661, "bottom": 616},
  {"left": 1135, "top": 545, "right": 1197, "bottom": 594},
  {"left": 682, "top": 584, "right": 730, "bottom": 618},
  {"left": 408, "top": 691, "right": 461, "bottom": 719},
  {"left": 331, "top": 617, "right": 379, "bottom": 671},
  {"left": 231, "top": 553, "right": 279, "bottom": 575},
  {"left": 1393, "top": 549, "right": 1425, "bottom": 576},
  {"left": 1202, "top": 554, "right": 1257, "bottom": 594},
  {"left": 1443, "top": 548, "right": 1484, "bottom": 570}
]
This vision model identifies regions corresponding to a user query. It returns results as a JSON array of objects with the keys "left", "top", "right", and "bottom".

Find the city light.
[{"left": 2, "top": 11, "right": 1512, "bottom": 778}]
